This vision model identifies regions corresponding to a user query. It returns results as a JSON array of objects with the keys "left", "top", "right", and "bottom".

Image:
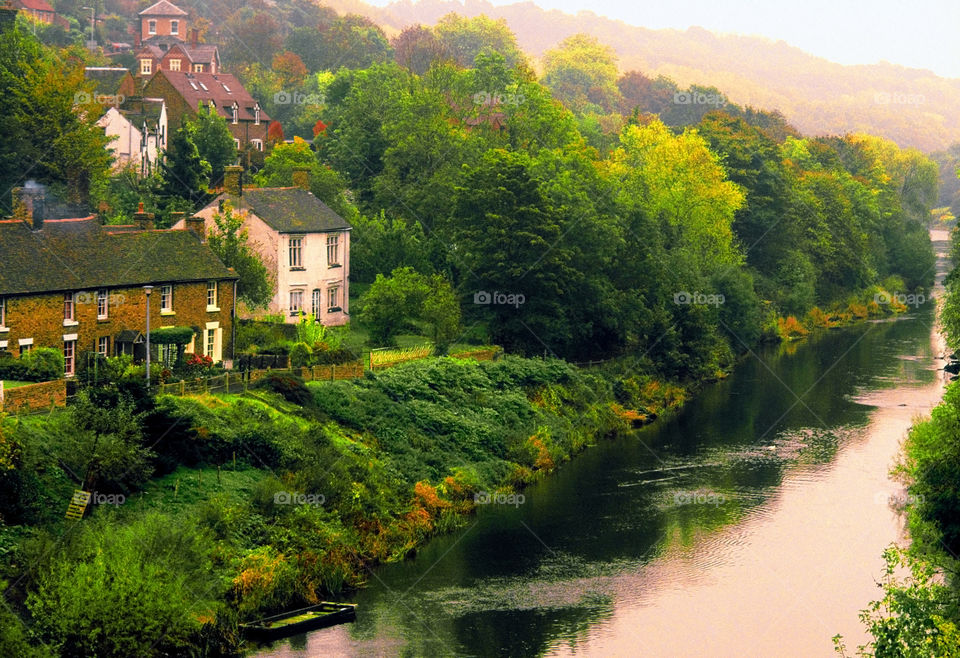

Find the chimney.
[
  {"left": 190, "top": 27, "right": 198, "bottom": 47},
  {"left": 292, "top": 166, "right": 310, "bottom": 191},
  {"left": 133, "top": 201, "right": 154, "bottom": 230},
  {"left": 223, "top": 165, "right": 242, "bottom": 196},
  {"left": 12, "top": 185, "right": 44, "bottom": 230},
  {"left": 185, "top": 216, "right": 206, "bottom": 242}
]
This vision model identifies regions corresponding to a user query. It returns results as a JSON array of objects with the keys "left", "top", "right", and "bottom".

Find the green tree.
[
  {"left": 186, "top": 102, "right": 237, "bottom": 186},
  {"left": 359, "top": 267, "right": 430, "bottom": 346},
  {"left": 159, "top": 125, "right": 210, "bottom": 205},
  {"left": 254, "top": 137, "right": 356, "bottom": 219},
  {"left": 206, "top": 201, "right": 273, "bottom": 309},
  {"left": 433, "top": 13, "right": 525, "bottom": 69},
  {"left": 542, "top": 33, "right": 622, "bottom": 114}
]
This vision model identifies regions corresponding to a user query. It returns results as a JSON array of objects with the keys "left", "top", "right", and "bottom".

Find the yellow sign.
[{"left": 65, "top": 490, "right": 91, "bottom": 520}]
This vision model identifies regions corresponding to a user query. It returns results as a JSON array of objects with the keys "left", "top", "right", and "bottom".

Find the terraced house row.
[{"left": 0, "top": 187, "right": 238, "bottom": 375}]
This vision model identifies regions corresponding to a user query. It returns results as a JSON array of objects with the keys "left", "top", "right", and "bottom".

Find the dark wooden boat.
[{"left": 240, "top": 602, "right": 357, "bottom": 642}]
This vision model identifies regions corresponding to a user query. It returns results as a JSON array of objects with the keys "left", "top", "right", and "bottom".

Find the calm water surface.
[{"left": 255, "top": 232, "right": 951, "bottom": 657}]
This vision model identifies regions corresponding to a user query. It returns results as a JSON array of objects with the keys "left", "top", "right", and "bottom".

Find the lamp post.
[{"left": 144, "top": 285, "right": 153, "bottom": 388}]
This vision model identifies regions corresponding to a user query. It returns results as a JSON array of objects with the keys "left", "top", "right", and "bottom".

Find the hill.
[{"left": 327, "top": 0, "right": 960, "bottom": 152}]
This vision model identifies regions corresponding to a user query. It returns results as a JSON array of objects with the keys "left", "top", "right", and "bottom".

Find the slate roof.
[
  {"left": 84, "top": 67, "right": 131, "bottom": 96},
  {"left": 151, "top": 70, "right": 270, "bottom": 123},
  {"left": 213, "top": 188, "right": 351, "bottom": 234},
  {"left": 0, "top": 217, "right": 236, "bottom": 296},
  {"left": 139, "top": 0, "right": 187, "bottom": 16},
  {"left": 119, "top": 97, "right": 165, "bottom": 125}
]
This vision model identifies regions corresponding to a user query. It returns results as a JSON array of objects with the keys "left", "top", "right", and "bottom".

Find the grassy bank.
[{"left": 0, "top": 354, "right": 690, "bottom": 657}]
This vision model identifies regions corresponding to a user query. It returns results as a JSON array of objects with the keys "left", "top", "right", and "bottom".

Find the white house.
[
  {"left": 96, "top": 98, "right": 167, "bottom": 176},
  {"left": 179, "top": 166, "right": 352, "bottom": 325}
]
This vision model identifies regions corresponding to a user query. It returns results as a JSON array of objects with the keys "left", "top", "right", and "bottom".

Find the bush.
[
  {"left": 313, "top": 347, "right": 357, "bottom": 365},
  {"left": 21, "top": 348, "right": 65, "bottom": 380},
  {"left": 252, "top": 373, "right": 313, "bottom": 407},
  {"left": 289, "top": 342, "right": 313, "bottom": 367}
]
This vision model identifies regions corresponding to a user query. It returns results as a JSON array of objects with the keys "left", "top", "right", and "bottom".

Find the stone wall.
[{"left": 0, "top": 379, "right": 66, "bottom": 413}]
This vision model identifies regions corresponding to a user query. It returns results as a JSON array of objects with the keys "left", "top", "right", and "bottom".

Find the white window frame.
[
  {"left": 254, "top": 105, "right": 260, "bottom": 125},
  {"left": 97, "top": 336, "right": 109, "bottom": 356},
  {"left": 140, "top": 59, "right": 152, "bottom": 75},
  {"left": 147, "top": 19, "right": 156, "bottom": 34},
  {"left": 204, "top": 321, "right": 222, "bottom": 362},
  {"left": 289, "top": 290, "right": 303, "bottom": 315},
  {"left": 326, "top": 234, "right": 339, "bottom": 266},
  {"left": 168, "top": 58, "right": 181, "bottom": 72},
  {"left": 64, "top": 340, "right": 76, "bottom": 376},
  {"left": 169, "top": 19, "right": 179, "bottom": 35},
  {"left": 97, "top": 288, "right": 108, "bottom": 319},
  {"left": 193, "top": 63, "right": 203, "bottom": 73},
  {"left": 251, "top": 138, "right": 263, "bottom": 152},
  {"left": 311, "top": 289, "right": 321, "bottom": 317},
  {"left": 160, "top": 284, "right": 173, "bottom": 313},
  {"left": 231, "top": 103, "right": 238, "bottom": 124},
  {"left": 63, "top": 292, "right": 74, "bottom": 321},
  {"left": 289, "top": 236, "right": 303, "bottom": 269},
  {"left": 0, "top": 296, "right": 5, "bottom": 329},
  {"left": 206, "top": 281, "right": 218, "bottom": 310},
  {"left": 233, "top": 138, "right": 240, "bottom": 150},
  {"left": 327, "top": 285, "right": 340, "bottom": 311}
]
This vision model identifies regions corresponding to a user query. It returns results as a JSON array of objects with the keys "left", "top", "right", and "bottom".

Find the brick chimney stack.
[
  {"left": 185, "top": 216, "right": 206, "bottom": 242},
  {"left": 190, "top": 27, "right": 198, "bottom": 47},
  {"left": 12, "top": 186, "right": 44, "bottom": 230},
  {"left": 133, "top": 201, "right": 154, "bottom": 230},
  {"left": 223, "top": 165, "right": 242, "bottom": 196},
  {"left": 292, "top": 166, "right": 310, "bottom": 191}
]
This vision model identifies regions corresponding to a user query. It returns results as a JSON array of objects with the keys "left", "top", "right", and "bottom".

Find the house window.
[
  {"left": 169, "top": 58, "right": 181, "bottom": 72},
  {"left": 326, "top": 234, "right": 339, "bottom": 266},
  {"left": 289, "top": 236, "right": 303, "bottom": 268},
  {"left": 290, "top": 290, "right": 303, "bottom": 315},
  {"left": 206, "top": 281, "right": 218, "bottom": 309},
  {"left": 233, "top": 138, "right": 240, "bottom": 150},
  {"left": 0, "top": 296, "right": 5, "bottom": 327},
  {"left": 254, "top": 105, "right": 260, "bottom": 125},
  {"left": 97, "top": 336, "right": 109, "bottom": 356},
  {"left": 64, "top": 340, "right": 75, "bottom": 376},
  {"left": 205, "top": 328, "right": 215, "bottom": 358},
  {"left": 311, "top": 289, "right": 321, "bottom": 317},
  {"left": 140, "top": 59, "right": 152, "bottom": 75},
  {"left": 19, "top": 339, "right": 32, "bottom": 356},
  {"left": 160, "top": 285, "right": 173, "bottom": 312},
  {"left": 63, "top": 292, "right": 74, "bottom": 321},
  {"left": 193, "top": 63, "right": 204, "bottom": 72},
  {"left": 251, "top": 139, "right": 263, "bottom": 151},
  {"left": 231, "top": 104, "right": 238, "bottom": 124},
  {"left": 170, "top": 19, "right": 179, "bottom": 35},
  {"left": 97, "top": 289, "right": 108, "bottom": 319},
  {"left": 327, "top": 285, "right": 340, "bottom": 311},
  {"left": 147, "top": 19, "right": 156, "bottom": 34}
]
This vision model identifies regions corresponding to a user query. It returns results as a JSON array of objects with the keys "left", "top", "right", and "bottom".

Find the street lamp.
[{"left": 144, "top": 285, "right": 153, "bottom": 388}]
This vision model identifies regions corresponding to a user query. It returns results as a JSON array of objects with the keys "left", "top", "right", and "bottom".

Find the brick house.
[
  {"left": 142, "top": 69, "right": 269, "bottom": 154},
  {"left": 10, "top": 0, "right": 57, "bottom": 25},
  {"left": 134, "top": 0, "right": 219, "bottom": 79},
  {"left": 177, "top": 166, "right": 352, "bottom": 326},
  {"left": 0, "top": 189, "right": 238, "bottom": 375}
]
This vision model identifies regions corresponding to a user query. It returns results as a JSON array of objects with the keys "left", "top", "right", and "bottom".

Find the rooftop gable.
[{"left": 139, "top": 0, "right": 187, "bottom": 16}]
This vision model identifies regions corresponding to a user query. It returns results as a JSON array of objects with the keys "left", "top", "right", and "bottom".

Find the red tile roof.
[
  {"left": 13, "top": 0, "right": 54, "bottom": 13},
  {"left": 150, "top": 70, "right": 270, "bottom": 123},
  {"left": 139, "top": 0, "right": 187, "bottom": 16}
]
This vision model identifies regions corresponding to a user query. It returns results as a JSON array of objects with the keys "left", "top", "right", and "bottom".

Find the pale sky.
[{"left": 369, "top": 0, "right": 960, "bottom": 79}]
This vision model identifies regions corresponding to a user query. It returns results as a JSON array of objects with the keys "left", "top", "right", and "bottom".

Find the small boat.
[{"left": 240, "top": 602, "right": 357, "bottom": 642}]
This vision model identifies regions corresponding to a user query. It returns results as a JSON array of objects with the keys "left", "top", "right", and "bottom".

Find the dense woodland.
[{"left": 0, "top": 3, "right": 950, "bottom": 656}]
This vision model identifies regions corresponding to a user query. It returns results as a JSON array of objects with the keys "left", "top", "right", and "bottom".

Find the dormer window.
[
  {"left": 140, "top": 59, "right": 152, "bottom": 75},
  {"left": 170, "top": 19, "right": 179, "bottom": 35},
  {"left": 231, "top": 103, "right": 238, "bottom": 124},
  {"left": 254, "top": 104, "right": 260, "bottom": 125},
  {"left": 147, "top": 19, "right": 156, "bottom": 34},
  {"left": 198, "top": 81, "right": 208, "bottom": 91}
]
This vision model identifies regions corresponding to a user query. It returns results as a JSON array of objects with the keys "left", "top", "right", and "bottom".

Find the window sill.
[
  {"left": 327, "top": 307, "right": 342, "bottom": 313},
  {"left": 63, "top": 320, "right": 79, "bottom": 327},
  {"left": 97, "top": 316, "right": 109, "bottom": 322},
  {"left": 328, "top": 264, "right": 341, "bottom": 269},
  {"left": 160, "top": 310, "right": 176, "bottom": 316},
  {"left": 206, "top": 306, "right": 220, "bottom": 313},
  {"left": 0, "top": 326, "right": 8, "bottom": 334},
  {"left": 290, "top": 267, "right": 306, "bottom": 272}
]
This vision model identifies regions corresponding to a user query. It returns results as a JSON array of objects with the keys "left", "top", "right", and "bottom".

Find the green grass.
[
  {"left": 126, "top": 465, "right": 266, "bottom": 517},
  {"left": 1, "top": 380, "right": 33, "bottom": 389}
]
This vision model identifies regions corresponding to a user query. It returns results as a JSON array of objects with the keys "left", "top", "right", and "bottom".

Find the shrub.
[
  {"left": 252, "top": 373, "right": 312, "bottom": 407},
  {"left": 313, "top": 347, "right": 357, "bottom": 365},
  {"left": 289, "top": 342, "right": 313, "bottom": 367},
  {"left": 21, "top": 347, "right": 64, "bottom": 381}
]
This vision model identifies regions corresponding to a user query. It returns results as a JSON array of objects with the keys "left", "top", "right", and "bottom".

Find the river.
[{"left": 255, "top": 230, "right": 951, "bottom": 657}]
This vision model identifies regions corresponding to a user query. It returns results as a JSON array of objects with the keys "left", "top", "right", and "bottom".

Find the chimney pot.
[
  {"left": 292, "top": 166, "right": 310, "bottom": 191},
  {"left": 223, "top": 165, "right": 243, "bottom": 196}
]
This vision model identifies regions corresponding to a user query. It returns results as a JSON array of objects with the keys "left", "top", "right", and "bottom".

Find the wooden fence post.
[{"left": 179, "top": 380, "right": 185, "bottom": 396}]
